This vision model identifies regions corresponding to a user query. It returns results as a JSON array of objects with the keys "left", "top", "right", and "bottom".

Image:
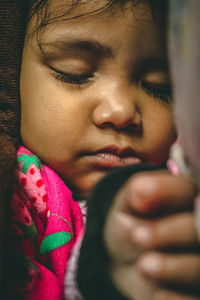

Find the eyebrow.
[
  {"left": 39, "top": 38, "right": 169, "bottom": 78},
  {"left": 132, "top": 56, "right": 169, "bottom": 80},
  {"left": 40, "top": 38, "right": 113, "bottom": 61}
]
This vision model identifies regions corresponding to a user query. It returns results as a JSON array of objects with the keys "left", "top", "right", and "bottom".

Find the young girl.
[{"left": 1, "top": 0, "right": 199, "bottom": 299}]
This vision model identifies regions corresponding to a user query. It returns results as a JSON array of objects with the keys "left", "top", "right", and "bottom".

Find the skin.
[
  {"left": 104, "top": 172, "right": 200, "bottom": 299},
  {"left": 20, "top": 0, "right": 175, "bottom": 199},
  {"left": 20, "top": 1, "right": 200, "bottom": 299},
  {"left": 104, "top": 2, "right": 200, "bottom": 299}
]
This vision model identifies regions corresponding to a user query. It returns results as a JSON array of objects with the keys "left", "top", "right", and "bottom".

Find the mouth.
[{"left": 84, "top": 146, "right": 142, "bottom": 169}]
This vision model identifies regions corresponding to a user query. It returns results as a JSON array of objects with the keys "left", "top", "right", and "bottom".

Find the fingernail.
[
  {"left": 139, "top": 253, "right": 162, "bottom": 275},
  {"left": 132, "top": 176, "right": 157, "bottom": 197},
  {"left": 128, "top": 176, "right": 161, "bottom": 213},
  {"left": 133, "top": 226, "right": 152, "bottom": 245}
]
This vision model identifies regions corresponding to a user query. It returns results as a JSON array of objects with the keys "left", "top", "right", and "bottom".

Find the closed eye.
[
  {"left": 50, "top": 66, "right": 94, "bottom": 85},
  {"left": 141, "top": 80, "right": 172, "bottom": 104}
]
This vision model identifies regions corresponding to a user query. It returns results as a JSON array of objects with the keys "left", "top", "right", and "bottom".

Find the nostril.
[
  {"left": 129, "top": 123, "right": 141, "bottom": 130},
  {"left": 122, "top": 122, "right": 142, "bottom": 134},
  {"left": 97, "top": 121, "right": 142, "bottom": 134}
]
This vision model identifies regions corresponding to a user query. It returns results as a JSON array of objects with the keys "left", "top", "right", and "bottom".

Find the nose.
[{"left": 92, "top": 80, "right": 141, "bottom": 131}]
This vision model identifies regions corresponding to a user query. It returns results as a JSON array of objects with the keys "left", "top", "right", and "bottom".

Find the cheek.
[
  {"left": 21, "top": 92, "right": 66, "bottom": 159},
  {"left": 144, "top": 107, "right": 176, "bottom": 163}
]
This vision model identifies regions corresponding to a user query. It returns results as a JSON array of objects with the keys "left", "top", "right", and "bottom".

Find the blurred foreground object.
[{"left": 169, "top": 0, "right": 200, "bottom": 239}]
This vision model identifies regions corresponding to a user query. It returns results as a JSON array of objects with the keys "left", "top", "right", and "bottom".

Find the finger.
[
  {"left": 154, "top": 289, "right": 200, "bottom": 300},
  {"left": 123, "top": 171, "right": 197, "bottom": 215},
  {"left": 103, "top": 206, "right": 144, "bottom": 263},
  {"left": 137, "top": 251, "right": 200, "bottom": 287},
  {"left": 132, "top": 212, "right": 199, "bottom": 249}
]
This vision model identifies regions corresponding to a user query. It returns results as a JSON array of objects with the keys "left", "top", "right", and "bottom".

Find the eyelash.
[
  {"left": 51, "top": 67, "right": 172, "bottom": 103},
  {"left": 141, "top": 80, "right": 172, "bottom": 103},
  {"left": 51, "top": 68, "right": 93, "bottom": 85}
]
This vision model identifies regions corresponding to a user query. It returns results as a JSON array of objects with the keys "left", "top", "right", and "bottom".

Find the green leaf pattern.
[
  {"left": 40, "top": 232, "right": 71, "bottom": 255},
  {"left": 18, "top": 153, "right": 42, "bottom": 174}
]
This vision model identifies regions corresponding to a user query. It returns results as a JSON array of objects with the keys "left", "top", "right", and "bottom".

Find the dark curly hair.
[{"left": 27, "top": 0, "right": 167, "bottom": 33}]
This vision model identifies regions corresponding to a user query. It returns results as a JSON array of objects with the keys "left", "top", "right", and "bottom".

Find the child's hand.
[{"left": 103, "top": 171, "right": 200, "bottom": 300}]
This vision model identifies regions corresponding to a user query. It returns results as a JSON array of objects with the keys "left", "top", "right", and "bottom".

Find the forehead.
[
  {"left": 32, "top": 0, "right": 132, "bottom": 22},
  {"left": 28, "top": 0, "right": 157, "bottom": 35},
  {"left": 27, "top": 0, "right": 164, "bottom": 59}
]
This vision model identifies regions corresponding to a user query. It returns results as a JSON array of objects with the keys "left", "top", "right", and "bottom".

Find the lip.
[{"left": 84, "top": 146, "right": 142, "bottom": 168}]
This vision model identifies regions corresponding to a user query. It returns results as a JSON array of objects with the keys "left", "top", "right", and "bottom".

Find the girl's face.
[{"left": 20, "top": 0, "right": 176, "bottom": 198}]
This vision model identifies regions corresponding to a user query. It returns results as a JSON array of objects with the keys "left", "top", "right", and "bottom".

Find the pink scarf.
[{"left": 10, "top": 146, "right": 84, "bottom": 299}]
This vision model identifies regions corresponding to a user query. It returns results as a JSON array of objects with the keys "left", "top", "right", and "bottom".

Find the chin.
[
  {"left": 72, "top": 189, "right": 89, "bottom": 201},
  {"left": 73, "top": 181, "right": 99, "bottom": 200},
  {"left": 67, "top": 172, "right": 110, "bottom": 200}
]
